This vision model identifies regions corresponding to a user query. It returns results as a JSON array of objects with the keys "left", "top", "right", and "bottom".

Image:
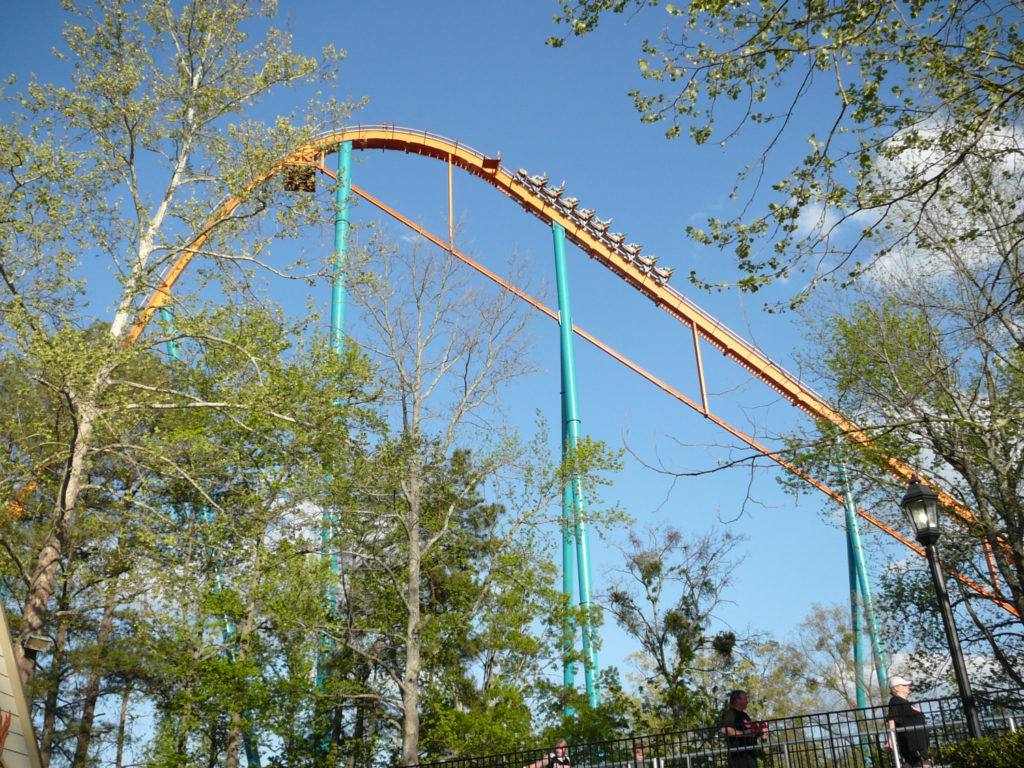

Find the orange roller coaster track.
[{"left": 124, "top": 124, "right": 1015, "bottom": 617}]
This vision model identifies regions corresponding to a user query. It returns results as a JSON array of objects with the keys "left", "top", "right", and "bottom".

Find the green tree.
[
  {"left": 779, "top": 148, "right": 1024, "bottom": 686},
  {"left": 0, "top": 323, "right": 187, "bottom": 765},
  {"left": 412, "top": 453, "right": 561, "bottom": 758},
  {"left": 413, "top": 454, "right": 541, "bottom": 755},
  {"left": 0, "top": 0, "right": 354, "bottom": 687},
  {"left": 0, "top": 305, "right": 377, "bottom": 768},
  {"left": 788, "top": 603, "right": 886, "bottom": 710},
  {"left": 342, "top": 233, "right": 623, "bottom": 764},
  {"left": 708, "top": 638, "right": 819, "bottom": 720},
  {"left": 549, "top": 1, "right": 1024, "bottom": 303},
  {"left": 532, "top": 666, "right": 634, "bottom": 747},
  {"left": 131, "top": 311, "right": 375, "bottom": 768},
  {"left": 605, "top": 525, "right": 745, "bottom": 730}
]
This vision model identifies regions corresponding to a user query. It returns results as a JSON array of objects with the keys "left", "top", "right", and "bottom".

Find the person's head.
[
  {"left": 728, "top": 690, "right": 748, "bottom": 710},
  {"left": 554, "top": 738, "right": 568, "bottom": 753},
  {"left": 633, "top": 741, "right": 644, "bottom": 758},
  {"left": 889, "top": 675, "right": 912, "bottom": 695}
]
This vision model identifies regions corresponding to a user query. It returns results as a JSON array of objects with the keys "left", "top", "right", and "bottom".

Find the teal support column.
[
  {"left": 848, "top": 529, "right": 867, "bottom": 708},
  {"left": 331, "top": 141, "right": 353, "bottom": 352},
  {"left": 839, "top": 457, "right": 889, "bottom": 697},
  {"left": 328, "top": 141, "right": 353, "bottom": 603},
  {"left": 552, "top": 222, "right": 600, "bottom": 708},
  {"left": 325, "top": 140, "right": 353, "bottom": 616},
  {"left": 557, "top": 228, "right": 576, "bottom": 704},
  {"left": 159, "top": 307, "right": 181, "bottom": 362},
  {"left": 562, "top": 467, "right": 577, "bottom": 701},
  {"left": 314, "top": 141, "right": 353, "bottom": 757}
]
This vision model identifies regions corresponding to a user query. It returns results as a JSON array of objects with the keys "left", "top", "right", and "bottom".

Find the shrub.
[{"left": 936, "top": 730, "right": 1024, "bottom": 768}]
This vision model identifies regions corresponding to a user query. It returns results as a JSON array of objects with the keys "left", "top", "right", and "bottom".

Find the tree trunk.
[
  {"left": 401, "top": 581, "right": 421, "bottom": 766},
  {"left": 205, "top": 719, "right": 220, "bottom": 768},
  {"left": 16, "top": 401, "right": 97, "bottom": 684},
  {"left": 72, "top": 588, "right": 119, "bottom": 766},
  {"left": 401, "top": 478, "right": 422, "bottom": 766},
  {"left": 115, "top": 687, "right": 130, "bottom": 768},
  {"left": 225, "top": 713, "right": 242, "bottom": 768},
  {"left": 177, "top": 640, "right": 201, "bottom": 756},
  {"left": 38, "top": 601, "right": 70, "bottom": 768}
]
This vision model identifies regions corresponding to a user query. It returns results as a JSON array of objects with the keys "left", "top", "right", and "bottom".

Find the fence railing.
[{"left": 411, "top": 688, "right": 1024, "bottom": 768}]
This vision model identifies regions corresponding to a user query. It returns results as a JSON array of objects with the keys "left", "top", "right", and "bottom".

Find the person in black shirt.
[
  {"left": 886, "top": 675, "right": 932, "bottom": 767},
  {"left": 720, "top": 690, "right": 764, "bottom": 768}
]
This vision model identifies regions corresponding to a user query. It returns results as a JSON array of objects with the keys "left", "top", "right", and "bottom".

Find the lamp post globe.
[
  {"left": 900, "top": 476, "right": 941, "bottom": 546},
  {"left": 899, "top": 475, "right": 982, "bottom": 739}
]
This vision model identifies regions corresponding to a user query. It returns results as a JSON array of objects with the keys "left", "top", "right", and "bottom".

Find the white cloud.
[
  {"left": 795, "top": 202, "right": 841, "bottom": 238},
  {"left": 864, "top": 122, "right": 1024, "bottom": 284}
]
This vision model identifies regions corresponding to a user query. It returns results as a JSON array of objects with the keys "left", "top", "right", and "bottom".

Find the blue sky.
[{"left": 0, "top": 1, "right": 895, "bottom": 693}]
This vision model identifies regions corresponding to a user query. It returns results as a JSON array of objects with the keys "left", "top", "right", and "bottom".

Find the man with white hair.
[{"left": 886, "top": 675, "right": 933, "bottom": 767}]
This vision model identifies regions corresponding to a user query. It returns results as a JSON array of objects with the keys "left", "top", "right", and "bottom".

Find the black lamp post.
[{"left": 900, "top": 476, "right": 982, "bottom": 739}]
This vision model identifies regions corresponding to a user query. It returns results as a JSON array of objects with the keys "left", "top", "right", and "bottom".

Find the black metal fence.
[{"left": 412, "top": 689, "right": 1024, "bottom": 768}]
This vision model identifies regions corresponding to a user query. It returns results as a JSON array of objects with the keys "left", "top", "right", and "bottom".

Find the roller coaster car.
[
  {"left": 623, "top": 242, "right": 642, "bottom": 256},
  {"left": 607, "top": 232, "right": 626, "bottom": 245},
  {"left": 576, "top": 207, "right": 595, "bottom": 221},
  {"left": 514, "top": 168, "right": 529, "bottom": 182},
  {"left": 653, "top": 266, "right": 674, "bottom": 285},
  {"left": 529, "top": 173, "right": 548, "bottom": 187},
  {"left": 592, "top": 216, "right": 612, "bottom": 233},
  {"left": 542, "top": 182, "right": 565, "bottom": 201},
  {"left": 558, "top": 196, "right": 579, "bottom": 211},
  {"left": 636, "top": 255, "right": 658, "bottom": 273}
]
